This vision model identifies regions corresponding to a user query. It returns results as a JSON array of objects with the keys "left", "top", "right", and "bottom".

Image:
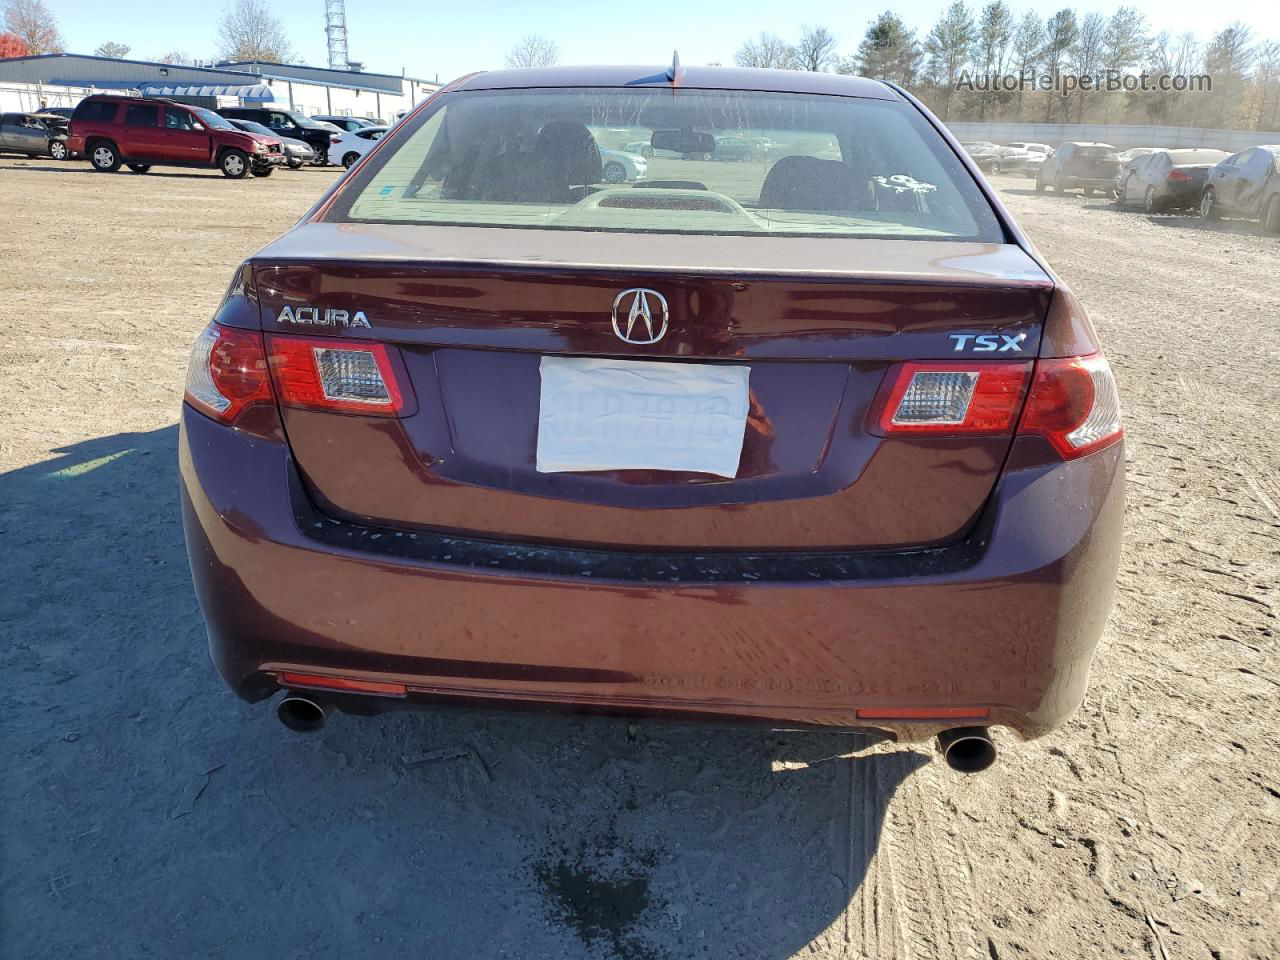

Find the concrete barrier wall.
[{"left": 947, "top": 122, "right": 1280, "bottom": 152}]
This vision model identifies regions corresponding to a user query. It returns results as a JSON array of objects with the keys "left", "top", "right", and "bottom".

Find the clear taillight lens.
[
  {"left": 267, "top": 335, "right": 407, "bottom": 416},
  {"left": 184, "top": 323, "right": 272, "bottom": 424},
  {"left": 874, "top": 362, "right": 1032, "bottom": 435}
]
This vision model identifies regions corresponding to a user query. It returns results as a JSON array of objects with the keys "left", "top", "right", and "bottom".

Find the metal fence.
[
  {"left": 946, "top": 121, "right": 1280, "bottom": 153},
  {"left": 0, "top": 83, "right": 94, "bottom": 113}
]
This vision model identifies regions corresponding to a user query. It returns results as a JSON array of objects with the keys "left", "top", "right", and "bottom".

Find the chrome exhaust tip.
[
  {"left": 277, "top": 695, "right": 326, "bottom": 733},
  {"left": 937, "top": 726, "right": 996, "bottom": 773}
]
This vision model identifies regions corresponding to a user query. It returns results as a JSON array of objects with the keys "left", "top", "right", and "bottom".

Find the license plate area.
[{"left": 536, "top": 356, "right": 750, "bottom": 478}]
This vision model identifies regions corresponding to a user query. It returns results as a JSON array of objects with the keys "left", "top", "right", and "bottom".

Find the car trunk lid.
[{"left": 252, "top": 223, "right": 1053, "bottom": 551}]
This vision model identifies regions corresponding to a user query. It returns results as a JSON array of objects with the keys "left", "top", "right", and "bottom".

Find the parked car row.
[
  {"left": 0, "top": 96, "right": 392, "bottom": 177},
  {"left": 960, "top": 137, "right": 1280, "bottom": 232},
  {"left": 1110, "top": 141, "right": 1280, "bottom": 230}
]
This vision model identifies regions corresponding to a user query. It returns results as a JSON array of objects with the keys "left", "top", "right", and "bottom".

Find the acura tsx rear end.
[{"left": 179, "top": 65, "right": 1123, "bottom": 769}]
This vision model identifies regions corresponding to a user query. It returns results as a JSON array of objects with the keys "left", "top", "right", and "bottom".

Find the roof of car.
[{"left": 454, "top": 65, "right": 900, "bottom": 100}]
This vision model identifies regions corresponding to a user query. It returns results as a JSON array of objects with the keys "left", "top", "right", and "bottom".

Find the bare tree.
[
  {"left": 1252, "top": 41, "right": 1280, "bottom": 131},
  {"left": 1068, "top": 12, "right": 1106, "bottom": 119},
  {"left": 1143, "top": 30, "right": 1198, "bottom": 124},
  {"left": 217, "top": 0, "right": 294, "bottom": 63},
  {"left": 94, "top": 41, "right": 131, "bottom": 58},
  {"left": 155, "top": 49, "right": 192, "bottom": 65},
  {"left": 734, "top": 32, "right": 796, "bottom": 70},
  {"left": 504, "top": 34, "right": 559, "bottom": 69},
  {"left": 2, "top": 0, "right": 64, "bottom": 55},
  {"left": 795, "top": 25, "right": 838, "bottom": 72}
]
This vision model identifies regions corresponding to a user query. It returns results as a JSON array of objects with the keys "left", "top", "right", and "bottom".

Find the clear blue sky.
[{"left": 48, "top": 0, "right": 1280, "bottom": 82}]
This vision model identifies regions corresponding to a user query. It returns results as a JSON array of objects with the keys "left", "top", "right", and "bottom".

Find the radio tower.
[{"left": 325, "top": 0, "right": 350, "bottom": 69}]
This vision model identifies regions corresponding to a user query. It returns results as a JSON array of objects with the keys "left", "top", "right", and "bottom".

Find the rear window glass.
[
  {"left": 73, "top": 100, "right": 118, "bottom": 123},
  {"left": 1166, "top": 150, "right": 1226, "bottom": 164},
  {"left": 332, "top": 87, "right": 1003, "bottom": 242},
  {"left": 1076, "top": 147, "right": 1119, "bottom": 160}
]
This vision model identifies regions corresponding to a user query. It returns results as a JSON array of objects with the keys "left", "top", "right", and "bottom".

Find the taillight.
[
  {"left": 184, "top": 323, "right": 272, "bottom": 424},
  {"left": 873, "top": 362, "right": 1032, "bottom": 435},
  {"left": 267, "top": 334, "right": 408, "bottom": 415},
  {"left": 1167, "top": 169, "right": 1192, "bottom": 182},
  {"left": 1017, "top": 354, "right": 1122, "bottom": 458}
]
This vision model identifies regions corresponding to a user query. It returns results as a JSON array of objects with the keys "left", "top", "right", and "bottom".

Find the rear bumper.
[
  {"left": 179, "top": 406, "right": 1124, "bottom": 742},
  {"left": 1064, "top": 176, "right": 1120, "bottom": 190}
]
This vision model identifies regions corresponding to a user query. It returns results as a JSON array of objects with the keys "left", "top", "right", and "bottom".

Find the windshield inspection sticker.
[{"left": 536, "top": 356, "right": 750, "bottom": 478}]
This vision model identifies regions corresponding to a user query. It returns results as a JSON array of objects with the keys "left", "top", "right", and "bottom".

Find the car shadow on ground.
[{"left": 0, "top": 424, "right": 931, "bottom": 960}]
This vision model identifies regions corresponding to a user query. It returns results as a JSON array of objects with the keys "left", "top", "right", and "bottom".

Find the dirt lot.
[{"left": 1, "top": 157, "right": 1277, "bottom": 960}]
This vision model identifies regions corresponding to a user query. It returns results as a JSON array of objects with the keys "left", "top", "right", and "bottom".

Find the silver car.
[{"left": 0, "top": 111, "right": 69, "bottom": 160}]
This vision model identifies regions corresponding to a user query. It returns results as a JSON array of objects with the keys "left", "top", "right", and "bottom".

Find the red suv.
[
  {"left": 180, "top": 66, "right": 1124, "bottom": 772},
  {"left": 68, "top": 95, "right": 284, "bottom": 178}
]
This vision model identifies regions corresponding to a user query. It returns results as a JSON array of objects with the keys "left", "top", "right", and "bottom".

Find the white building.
[{"left": 0, "top": 53, "right": 442, "bottom": 122}]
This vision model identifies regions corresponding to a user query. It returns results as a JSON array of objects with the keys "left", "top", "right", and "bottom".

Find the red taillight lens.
[
  {"left": 1167, "top": 169, "right": 1191, "bottom": 182},
  {"left": 1017, "top": 354, "right": 1122, "bottom": 458},
  {"left": 267, "top": 334, "right": 407, "bottom": 416},
  {"left": 184, "top": 323, "right": 272, "bottom": 424},
  {"left": 873, "top": 362, "right": 1032, "bottom": 435}
]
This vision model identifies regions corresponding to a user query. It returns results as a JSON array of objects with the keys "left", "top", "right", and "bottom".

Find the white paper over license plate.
[{"left": 536, "top": 356, "right": 750, "bottom": 478}]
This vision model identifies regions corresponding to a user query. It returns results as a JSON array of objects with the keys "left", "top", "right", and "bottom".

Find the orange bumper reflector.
[
  {"left": 856, "top": 707, "right": 991, "bottom": 721},
  {"left": 278, "top": 672, "right": 408, "bottom": 697}
]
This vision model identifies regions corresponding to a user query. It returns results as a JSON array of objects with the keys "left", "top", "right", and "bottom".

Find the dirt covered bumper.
[{"left": 179, "top": 405, "right": 1124, "bottom": 742}]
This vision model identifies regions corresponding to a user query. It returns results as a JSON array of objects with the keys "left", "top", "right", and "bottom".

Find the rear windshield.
[
  {"left": 1076, "top": 147, "right": 1119, "bottom": 160},
  {"left": 1166, "top": 150, "right": 1227, "bottom": 164},
  {"left": 331, "top": 87, "right": 1003, "bottom": 242}
]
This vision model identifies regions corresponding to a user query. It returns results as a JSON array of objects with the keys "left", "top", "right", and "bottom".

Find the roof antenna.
[{"left": 668, "top": 50, "right": 685, "bottom": 86}]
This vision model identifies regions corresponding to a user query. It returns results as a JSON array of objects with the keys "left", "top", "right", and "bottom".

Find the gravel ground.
[{"left": 1, "top": 157, "right": 1277, "bottom": 960}]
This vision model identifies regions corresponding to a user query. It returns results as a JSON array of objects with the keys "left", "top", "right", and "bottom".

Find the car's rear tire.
[
  {"left": 48, "top": 140, "right": 67, "bottom": 161},
  {"left": 1144, "top": 186, "right": 1163, "bottom": 214},
  {"left": 89, "top": 141, "right": 121, "bottom": 172},
  {"left": 287, "top": 157, "right": 303, "bottom": 169},
  {"left": 1261, "top": 196, "right": 1280, "bottom": 235},
  {"left": 220, "top": 149, "right": 250, "bottom": 179},
  {"left": 342, "top": 151, "right": 360, "bottom": 168},
  {"left": 1200, "top": 189, "right": 1220, "bottom": 222},
  {"left": 603, "top": 160, "right": 627, "bottom": 183},
  {"left": 1053, "top": 172, "right": 1065, "bottom": 193},
  {"left": 126, "top": 163, "right": 151, "bottom": 174}
]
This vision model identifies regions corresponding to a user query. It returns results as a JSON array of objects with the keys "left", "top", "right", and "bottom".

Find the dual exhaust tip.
[{"left": 276, "top": 695, "right": 997, "bottom": 772}]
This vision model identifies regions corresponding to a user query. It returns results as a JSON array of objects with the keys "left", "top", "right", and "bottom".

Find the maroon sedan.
[{"left": 180, "top": 64, "right": 1123, "bottom": 772}]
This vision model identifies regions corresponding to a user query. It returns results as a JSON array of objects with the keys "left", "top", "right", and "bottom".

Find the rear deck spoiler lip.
[{"left": 245, "top": 251, "right": 1055, "bottom": 289}]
